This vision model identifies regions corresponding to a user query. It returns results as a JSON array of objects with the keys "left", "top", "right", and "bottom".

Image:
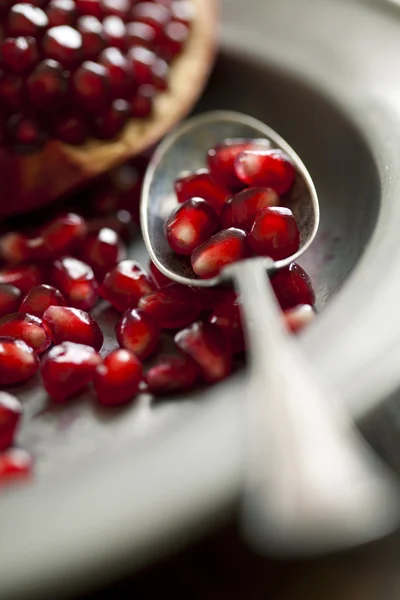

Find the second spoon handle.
[{"left": 231, "top": 258, "right": 400, "bottom": 556}]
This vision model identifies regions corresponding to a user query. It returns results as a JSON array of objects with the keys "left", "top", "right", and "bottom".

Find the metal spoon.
[{"left": 141, "top": 110, "right": 400, "bottom": 556}]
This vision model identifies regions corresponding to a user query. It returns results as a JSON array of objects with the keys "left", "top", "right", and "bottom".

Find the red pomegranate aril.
[
  {"left": 220, "top": 187, "right": 279, "bottom": 231},
  {"left": 77, "top": 227, "right": 125, "bottom": 279},
  {"left": 41, "top": 212, "right": 87, "bottom": 256},
  {"left": 0, "top": 312, "right": 52, "bottom": 353},
  {"left": 151, "top": 56, "right": 168, "bottom": 90},
  {"left": 51, "top": 256, "right": 98, "bottom": 310},
  {"left": 235, "top": 148, "right": 296, "bottom": 195},
  {"left": 47, "top": 0, "right": 76, "bottom": 27},
  {"left": 7, "top": 4, "right": 49, "bottom": 36},
  {"left": 209, "top": 293, "right": 244, "bottom": 354},
  {"left": 146, "top": 353, "right": 198, "bottom": 394},
  {"left": 0, "top": 336, "right": 40, "bottom": 384},
  {"left": 86, "top": 210, "right": 135, "bottom": 243},
  {"left": 159, "top": 20, "right": 189, "bottom": 61},
  {"left": 138, "top": 283, "right": 201, "bottom": 329},
  {"left": 0, "top": 392, "right": 22, "bottom": 451},
  {"left": 94, "top": 348, "right": 142, "bottom": 406},
  {"left": 100, "top": 259, "right": 156, "bottom": 312},
  {"left": 92, "top": 98, "right": 130, "bottom": 139},
  {"left": 1, "top": 36, "right": 39, "bottom": 73},
  {"left": 5, "top": 113, "right": 47, "bottom": 152},
  {"left": 0, "top": 232, "right": 30, "bottom": 264},
  {"left": 131, "top": 2, "right": 171, "bottom": 41},
  {"left": 171, "top": 0, "right": 194, "bottom": 25},
  {"left": 0, "top": 264, "right": 43, "bottom": 294},
  {"left": 128, "top": 46, "right": 156, "bottom": 85},
  {"left": 78, "top": 16, "right": 105, "bottom": 59},
  {"left": 0, "top": 70, "right": 24, "bottom": 109},
  {"left": 125, "top": 21, "right": 156, "bottom": 49},
  {"left": 102, "top": 0, "right": 129, "bottom": 18},
  {"left": 116, "top": 308, "right": 159, "bottom": 359},
  {"left": 73, "top": 60, "right": 110, "bottom": 111},
  {"left": 130, "top": 84, "right": 154, "bottom": 118},
  {"left": 27, "top": 59, "right": 68, "bottom": 111},
  {"left": 43, "top": 25, "right": 83, "bottom": 66},
  {"left": 43, "top": 305, "right": 103, "bottom": 349},
  {"left": 164, "top": 198, "right": 219, "bottom": 256},
  {"left": 100, "top": 47, "right": 132, "bottom": 98},
  {"left": 174, "top": 169, "right": 230, "bottom": 214},
  {"left": 0, "top": 284, "right": 22, "bottom": 318},
  {"left": 74, "top": 0, "right": 103, "bottom": 18},
  {"left": 41, "top": 341, "right": 102, "bottom": 402},
  {"left": 271, "top": 262, "right": 315, "bottom": 310},
  {"left": 0, "top": 449, "right": 32, "bottom": 486},
  {"left": 248, "top": 206, "right": 300, "bottom": 261},
  {"left": 148, "top": 259, "right": 171, "bottom": 287},
  {"left": 103, "top": 16, "right": 126, "bottom": 50},
  {"left": 207, "top": 138, "right": 271, "bottom": 189},
  {"left": 52, "top": 111, "right": 89, "bottom": 144},
  {"left": 175, "top": 321, "right": 232, "bottom": 383},
  {"left": 191, "top": 228, "right": 249, "bottom": 279},
  {"left": 283, "top": 304, "right": 315, "bottom": 334},
  {"left": 20, "top": 284, "right": 66, "bottom": 317}
]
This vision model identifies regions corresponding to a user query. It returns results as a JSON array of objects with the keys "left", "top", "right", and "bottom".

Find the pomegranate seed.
[
  {"left": 102, "top": 0, "right": 129, "bottom": 18},
  {"left": 20, "top": 284, "right": 66, "bottom": 317},
  {"left": 73, "top": 60, "right": 110, "bottom": 111},
  {"left": 207, "top": 139, "right": 271, "bottom": 189},
  {"left": 191, "top": 228, "right": 249, "bottom": 279},
  {"left": 41, "top": 341, "right": 102, "bottom": 402},
  {"left": 41, "top": 212, "right": 87, "bottom": 256},
  {"left": 103, "top": 15, "right": 126, "bottom": 50},
  {"left": 170, "top": 0, "right": 194, "bottom": 25},
  {"left": 7, "top": 4, "right": 49, "bottom": 36},
  {"left": 78, "top": 16, "right": 105, "bottom": 60},
  {"left": 94, "top": 348, "right": 142, "bottom": 406},
  {"left": 271, "top": 262, "right": 315, "bottom": 310},
  {"left": 47, "top": 0, "right": 76, "bottom": 27},
  {"left": 51, "top": 256, "right": 99, "bottom": 310},
  {"left": 220, "top": 187, "right": 279, "bottom": 231},
  {"left": 248, "top": 207, "right": 300, "bottom": 261},
  {"left": 52, "top": 111, "right": 89, "bottom": 144},
  {"left": 100, "top": 259, "right": 155, "bottom": 312},
  {"left": 175, "top": 321, "right": 232, "bottom": 383},
  {"left": 235, "top": 149, "right": 296, "bottom": 195},
  {"left": 164, "top": 198, "right": 219, "bottom": 256},
  {"left": 0, "top": 392, "right": 22, "bottom": 451},
  {"left": 43, "top": 25, "right": 83, "bottom": 67},
  {"left": 0, "top": 70, "right": 24, "bottom": 109},
  {"left": 130, "top": 84, "right": 154, "bottom": 118},
  {"left": 0, "top": 312, "right": 52, "bottom": 353},
  {"left": 27, "top": 59, "right": 69, "bottom": 111},
  {"left": 138, "top": 283, "right": 201, "bottom": 329},
  {"left": 1, "top": 36, "right": 39, "bottom": 73},
  {"left": 128, "top": 46, "right": 156, "bottom": 85},
  {"left": 174, "top": 169, "right": 230, "bottom": 214},
  {"left": 125, "top": 21, "right": 156, "bottom": 49},
  {"left": 116, "top": 307, "right": 159, "bottom": 359},
  {"left": 148, "top": 260, "right": 171, "bottom": 287},
  {"left": 75, "top": 0, "right": 104, "bottom": 19},
  {"left": 0, "top": 232, "right": 31, "bottom": 264},
  {"left": 159, "top": 21, "right": 189, "bottom": 61},
  {"left": 283, "top": 304, "right": 315, "bottom": 334},
  {"left": 0, "top": 449, "right": 32, "bottom": 486},
  {"left": 100, "top": 47, "right": 132, "bottom": 98},
  {"left": 0, "top": 336, "right": 40, "bottom": 384},
  {"left": 92, "top": 98, "right": 130, "bottom": 139},
  {"left": 209, "top": 293, "right": 244, "bottom": 353},
  {"left": 0, "top": 264, "right": 43, "bottom": 294},
  {"left": 151, "top": 57, "right": 168, "bottom": 90},
  {"left": 77, "top": 227, "right": 124, "bottom": 279},
  {"left": 131, "top": 2, "right": 171, "bottom": 41},
  {"left": 86, "top": 210, "right": 134, "bottom": 243},
  {"left": 5, "top": 113, "right": 47, "bottom": 152},
  {"left": 0, "top": 284, "right": 22, "bottom": 318},
  {"left": 146, "top": 353, "right": 198, "bottom": 394},
  {"left": 43, "top": 305, "right": 103, "bottom": 349}
]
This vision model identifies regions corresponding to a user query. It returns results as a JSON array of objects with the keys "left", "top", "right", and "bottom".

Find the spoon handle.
[{"left": 232, "top": 258, "right": 400, "bottom": 556}]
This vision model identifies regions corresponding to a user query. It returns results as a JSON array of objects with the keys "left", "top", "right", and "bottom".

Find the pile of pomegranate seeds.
[
  {"left": 0, "top": 0, "right": 194, "bottom": 152},
  {"left": 0, "top": 147, "right": 316, "bottom": 488},
  {"left": 164, "top": 138, "right": 302, "bottom": 278}
]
